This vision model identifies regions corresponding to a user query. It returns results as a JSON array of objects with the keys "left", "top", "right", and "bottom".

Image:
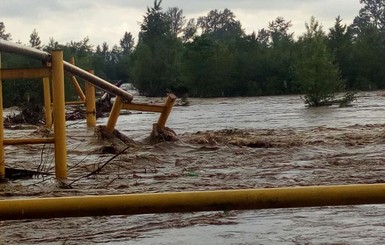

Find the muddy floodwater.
[{"left": 2, "top": 92, "right": 385, "bottom": 244}]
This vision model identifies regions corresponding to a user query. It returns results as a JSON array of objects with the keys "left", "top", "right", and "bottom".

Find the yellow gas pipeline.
[{"left": 1, "top": 183, "right": 385, "bottom": 220}]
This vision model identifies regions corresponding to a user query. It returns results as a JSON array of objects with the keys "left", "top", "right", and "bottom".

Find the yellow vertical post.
[
  {"left": 0, "top": 53, "right": 5, "bottom": 181},
  {"left": 69, "top": 57, "right": 86, "bottom": 101},
  {"left": 85, "top": 70, "right": 96, "bottom": 127},
  {"left": 157, "top": 93, "right": 177, "bottom": 128},
  {"left": 43, "top": 77, "right": 52, "bottom": 128},
  {"left": 106, "top": 96, "right": 123, "bottom": 133},
  {"left": 51, "top": 50, "right": 67, "bottom": 181}
]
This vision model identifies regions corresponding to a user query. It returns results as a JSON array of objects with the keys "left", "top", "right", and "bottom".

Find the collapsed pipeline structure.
[
  {"left": 0, "top": 40, "right": 176, "bottom": 181},
  {"left": 1, "top": 40, "right": 385, "bottom": 222}
]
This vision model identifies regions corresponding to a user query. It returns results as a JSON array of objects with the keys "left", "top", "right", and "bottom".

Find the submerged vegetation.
[{"left": 1, "top": 0, "right": 384, "bottom": 108}]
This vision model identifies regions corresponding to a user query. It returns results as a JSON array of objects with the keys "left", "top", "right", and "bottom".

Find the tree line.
[{"left": 1, "top": 0, "right": 385, "bottom": 108}]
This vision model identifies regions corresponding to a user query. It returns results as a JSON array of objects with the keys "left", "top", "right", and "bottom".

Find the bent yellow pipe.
[{"left": 2, "top": 184, "right": 385, "bottom": 220}]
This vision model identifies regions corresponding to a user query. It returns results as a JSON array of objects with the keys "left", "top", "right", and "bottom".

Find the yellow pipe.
[
  {"left": 0, "top": 53, "right": 4, "bottom": 181},
  {"left": 65, "top": 100, "right": 85, "bottom": 105},
  {"left": 70, "top": 76, "right": 86, "bottom": 101},
  {"left": 1, "top": 67, "right": 51, "bottom": 80},
  {"left": 85, "top": 70, "right": 96, "bottom": 127},
  {"left": 122, "top": 102, "right": 165, "bottom": 113},
  {"left": 43, "top": 77, "right": 52, "bottom": 128},
  {"left": 2, "top": 184, "right": 385, "bottom": 220},
  {"left": 3, "top": 137, "right": 55, "bottom": 145},
  {"left": 106, "top": 96, "right": 123, "bottom": 133},
  {"left": 157, "top": 93, "right": 177, "bottom": 128},
  {"left": 51, "top": 50, "right": 67, "bottom": 181},
  {"left": 69, "top": 57, "right": 86, "bottom": 101}
]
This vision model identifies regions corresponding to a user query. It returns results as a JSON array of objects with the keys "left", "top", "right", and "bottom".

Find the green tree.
[
  {"left": 66, "top": 37, "right": 93, "bottom": 59},
  {"left": 166, "top": 7, "right": 186, "bottom": 37},
  {"left": 116, "top": 32, "right": 135, "bottom": 82},
  {"left": 45, "top": 37, "right": 60, "bottom": 51},
  {"left": 197, "top": 8, "right": 244, "bottom": 40},
  {"left": 29, "top": 28, "right": 42, "bottom": 49},
  {"left": 93, "top": 44, "right": 107, "bottom": 79},
  {"left": 119, "top": 31, "right": 135, "bottom": 55},
  {"left": 101, "top": 42, "right": 110, "bottom": 61},
  {"left": 256, "top": 29, "right": 270, "bottom": 46},
  {"left": 294, "top": 17, "right": 345, "bottom": 107},
  {"left": 132, "top": 0, "right": 183, "bottom": 96},
  {"left": 139, "top": 0, "right": 170, "bottom": 42},
  {"left": 352, "top": 0, "right": 385, "bottom": 32},
  {"left": 92, "top": 42, "right": 122, "bottom": 81},
  {"left": 230, "top": 34, "right": 266, "bottom": 96},
  {"left": 0, "top": 21, "right": 11, "bottom": 40},
  {"left": 328, "top": 16, "right": 354, "bottom": 88},
  {"left": 131, "top": 43, "right": 154, "bottom": 92},
  {"left": 348, "top": 0, "right": 385, "bottom": 90},
  {"left": 182, "top": 35, "right": 234, "bottom": 97},
  {"left": 268, "top": 17, "right": 293, "bottom": 46},
  {"left": 182, "top": 18, "right": 197, "bottom": 43},
  {"left": 265, "top": 17, "right": 295, "bottom": 94},
  {"left": 350, "top": 26, "right": 385, "bottom": 89}
]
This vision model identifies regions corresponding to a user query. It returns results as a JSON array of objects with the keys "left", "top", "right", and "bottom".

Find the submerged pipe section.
[
  {"left": 2, "top": 184, "right": 385, "bottom": 220},
  {"left": 0, "top": 40, "right": 133, "bottom": 102}
]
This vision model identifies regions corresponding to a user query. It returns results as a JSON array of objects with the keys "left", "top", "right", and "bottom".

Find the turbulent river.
[
  {"left": 101, "top": 92, "right": 385, "bottom": 136},
  {"left": 2, "top": 92, "right": 385, "bottom": 244}
]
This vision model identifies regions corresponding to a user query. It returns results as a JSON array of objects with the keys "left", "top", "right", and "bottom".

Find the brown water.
[
  {"left": 2, "top": 92, "right": 385, "bottom": 244},
  {"left": 105, "top": 92, "right": 385, "bottom": 137}
]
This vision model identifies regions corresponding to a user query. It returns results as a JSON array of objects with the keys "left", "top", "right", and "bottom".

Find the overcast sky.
[{"left": 1, "top": 0, "right": 363, "bottom": 48}]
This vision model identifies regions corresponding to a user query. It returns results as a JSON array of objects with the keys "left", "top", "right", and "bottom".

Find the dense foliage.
[{"left": 1, "top": 0, "right": 385, "bottom": 107}]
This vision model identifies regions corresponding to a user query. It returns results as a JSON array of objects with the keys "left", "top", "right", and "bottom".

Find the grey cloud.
[
  {"left": 0, "top": 0, "right": 362, "bottom": 46},
  {"left": 1, "top": 0, "right": 362, "bottom": 20}
]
